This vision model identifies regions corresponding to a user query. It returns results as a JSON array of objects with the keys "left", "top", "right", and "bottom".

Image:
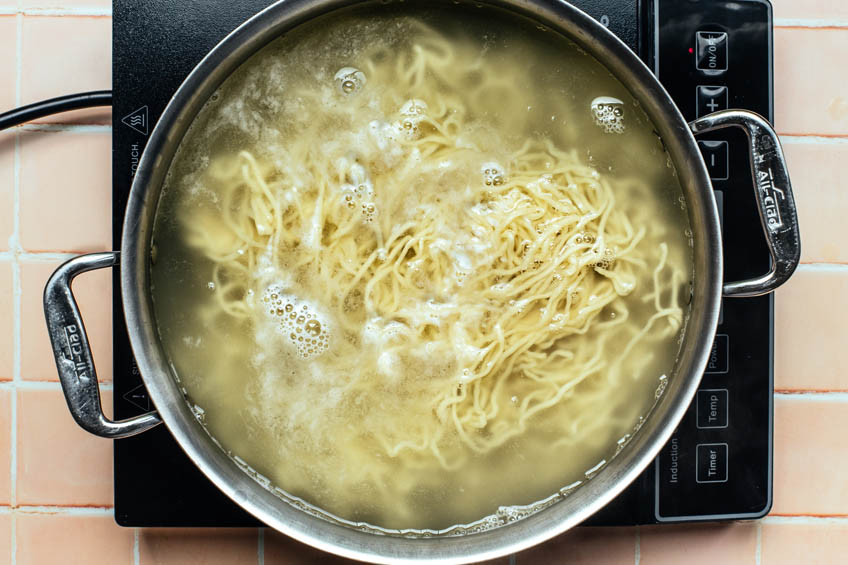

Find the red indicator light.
[{"left": 688, "top": 47, "right": 694, "bottom": 54}]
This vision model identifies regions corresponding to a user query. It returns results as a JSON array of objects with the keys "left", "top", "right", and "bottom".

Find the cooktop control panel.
[
  {"left": 650, "top": 0, "right": 773, "bottom": 522},
  {"left": 112, "top": 0, "right": 774, "bottom": 527}
]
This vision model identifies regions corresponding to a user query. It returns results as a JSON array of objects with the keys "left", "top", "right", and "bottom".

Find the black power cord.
[{"left": 0, "top": 90, "right": 113, "bottom": 132}]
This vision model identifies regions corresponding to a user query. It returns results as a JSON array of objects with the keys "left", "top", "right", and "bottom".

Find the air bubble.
[
  {"left": 305, "top": 319, "right": 322, "bottom": 337},
  {"left": 397, "top": 99, "right": 428, "bottom": 138},
  {"left": 207, "top": 281, "right": 216, "bottom": 291},
  {"left": 334, "top": 67, "right": 366, "bottom": 96},
  {"left": 590, "top": 96, "right": 626, "bottom": 134}
]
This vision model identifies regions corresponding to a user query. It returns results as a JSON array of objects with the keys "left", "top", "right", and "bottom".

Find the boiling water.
[{"left": 150, "top": 3, "right": 693, "bottom": 531}]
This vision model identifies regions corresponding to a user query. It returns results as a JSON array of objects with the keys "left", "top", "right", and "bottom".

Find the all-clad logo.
[
  {"left": 64, "top": 324, "right": 89, "bottom": 382},
  {"left": 757, "top": 167, "right": 785, "bottom": 232}
]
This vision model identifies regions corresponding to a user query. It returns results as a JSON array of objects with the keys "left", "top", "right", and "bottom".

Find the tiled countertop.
[{"left": 1, "top": 1, "right": 846, "bottom": 563}]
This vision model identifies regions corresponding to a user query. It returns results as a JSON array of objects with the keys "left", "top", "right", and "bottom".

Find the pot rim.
[{"left": 121, "top": 1, "right": 722, "bottom": 562}]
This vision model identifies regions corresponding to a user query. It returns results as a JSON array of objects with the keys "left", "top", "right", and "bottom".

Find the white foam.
[{"left": 261, "top": 285, "right": 331, "bottom": 359}]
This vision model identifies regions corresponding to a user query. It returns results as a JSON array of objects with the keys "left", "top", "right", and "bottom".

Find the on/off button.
[{"left": 696, "top": 31, "right": 728, "bottom": 73}]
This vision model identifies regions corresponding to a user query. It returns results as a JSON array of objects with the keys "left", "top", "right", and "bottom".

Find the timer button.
[
  {"left": 696, "top": 31, "right": 728, "bottom": 73},
  {"left": 696, "top": 85, "right": 729, "bottom": 118},
  {"left": 696, "top": 443, "right": 729, "bottom": 483}
]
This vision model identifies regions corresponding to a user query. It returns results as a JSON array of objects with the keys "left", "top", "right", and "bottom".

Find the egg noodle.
[{"left": 162, "top": 19, "right": 690, "bottom": 528}]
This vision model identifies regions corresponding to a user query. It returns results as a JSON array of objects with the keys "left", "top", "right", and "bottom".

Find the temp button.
[
  {"left": 696, "top": 31, "right": 728, "bottom": 73},
  {"left": 697, "top": 389, "right": 729, "bottom": 429},
  {"left": 696, "top": 443, "right": 728, "bottom": 483}
]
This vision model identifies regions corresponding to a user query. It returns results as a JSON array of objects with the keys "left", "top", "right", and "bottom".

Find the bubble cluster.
[
  {"left": 262, "top": 285, "right": 330, "bottom": 359},
  {"left": 593, "top": 248, "right": 616, "bottom": 270},
  {"left": 590, "top": 96, "right": 625, "bottom": 134},
  {"left": 398, "top": 99, "right": 428, "bottom": 138},
  {"left": 342, "top": 181, "right": 377, "bottom": 223},
  {"left": 481, "top": 162, "right": 505, "bottom": 187},
  {"left": 333, "top": 67, "right": 366, "bottom": 96},
  {"left": 340, "top": 162, "right": 377, "bottom": 223}
]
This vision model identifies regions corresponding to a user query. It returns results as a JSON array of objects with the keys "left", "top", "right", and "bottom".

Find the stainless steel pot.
[{"left": 43, "top": 0, "right": 800, "bottom": 562}]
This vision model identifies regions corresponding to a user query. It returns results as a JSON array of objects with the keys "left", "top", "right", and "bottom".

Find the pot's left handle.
[{"left": 43, "top": 252, "right": 162, "bottom": 439}]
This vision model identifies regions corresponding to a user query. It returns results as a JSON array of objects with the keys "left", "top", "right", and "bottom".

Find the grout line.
[
  {"left": 774, "top": 391, "right": 848, "bottom": 402},
  {"left": 21, "top": 8, "right": 112, "bottom": 17},
  {"left": 257, "top": 527, "right": 264, "bottom": 565},
  {"left": 133, "top": 528, "right": 140, "bottom": 565},
  {"left": 10, "top": 10, "right": 21, "bottom": 513},
  {"left": 634, "top": 526, "right": 641, "bottom": 565},
  {"left": 13, "top": 505, "right": 113, "bottom": 515},
  {"left": 8, "top": 9, "right": 16, "bottom": 552},
  {"left": 774, "top": 19, "right": 848, "bottom": 29},
  {"left": 780, "top": 134, "right": 848, "bottom": 145},
  {"left": 755, "top": 521, "right": 762, "bottom": 565},
  {"left": 796, "top": 263, "right": 848, "bottom": 273},
  {"left": 764, "top": 515, "right": 848, "bottom": 524},
  {"left": 0, "top": 251, "right": 80, "bottom": 262},
  {"left": 16, "top": 124, "right": 112, "bottom": 133},
  {"left": 0, "top": 7, "right": 112, "bottom": 16},
  {"left": 10, "top": 514, "right": 14, "bottom": 565},
  {"left": 0, "top": 380, "right": 113, "bottom": 391},
  {"left": 14, "top": 12, "right": 21, "bottom": 108},
  {"left": 8, "top": 375, "right": 16, "bottom": 508}
]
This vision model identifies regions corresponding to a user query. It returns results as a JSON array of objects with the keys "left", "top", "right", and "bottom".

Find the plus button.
[{"left": 696, "top": 86, "right": 728, "bottom": 118}]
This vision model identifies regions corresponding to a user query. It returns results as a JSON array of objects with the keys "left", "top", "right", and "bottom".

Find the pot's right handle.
[
  {"left": 44, "top": 252, "right": 162, "bottom": 439},
  {"left": 690, "top": 109, "right": 801, "bottom": 298}
]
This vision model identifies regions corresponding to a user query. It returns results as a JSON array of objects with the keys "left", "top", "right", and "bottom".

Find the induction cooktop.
[{"left": 112, "top": 0, "right": 774, "bottom": 527}]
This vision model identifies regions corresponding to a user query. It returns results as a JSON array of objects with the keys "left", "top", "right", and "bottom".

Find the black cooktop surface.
[{"left": 112, "top": 0, "right": 774, "bottom": 527}]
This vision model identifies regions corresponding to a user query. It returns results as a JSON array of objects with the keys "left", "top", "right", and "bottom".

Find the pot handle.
[
  {"left": 43, "top": 252, "right": 162, "bottom": 438},
  {"left": 690, "top": 109, "right": 801, "bottom": 298}
]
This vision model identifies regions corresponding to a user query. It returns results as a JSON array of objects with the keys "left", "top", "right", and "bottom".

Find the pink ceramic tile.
[
  {"left": 0, "top": 515, "right": 10, "bottom": 565},
  {"left": 139, "top": 528, "right": 258, "bottom": 565},
  {"left": 0, "top": 17, "right": 15, "bottom": 114},
  {"left": 639, "top": 523, "right": 756, "bottom": 565},
  {"left": 773, "top": 398, "right": 848, "bottom": 515},
  {"left": 21, "top": 16, "right": 111, "bottom": 125},
  {"left": 762, "top": 521, "right": 848, "bottom": 564},
  {"left": 19, "top": 130, "right": 112, "bottom": 253},
  {"left": 781, "top": 141, "right": 848, "bottom": 264},
  {"left": 771, "top": 0, "right": 848, "bottom": 20},
  {"left": 775, "top": 268, "right": 848, "bottom": 391},
  {"left": 20, "top": 258, "right": 112, "bottom": 382},
  {"left": 17, "top": 513, "right": 133, "bottom": 565},
  {"left": 0, "top": 261, "right": 12, "bottom": 382},
  {"left": 775, "top": 28, "right": 848, "bottom": 136},
  {"left": 0, "top": 132, "right": 13, "bottom": 253},
  {"left": 17, "top": 389, "right": 113, "bottom": 506},
  {"left": 515, "top": 526, "right": 635, "bottom": 564},
  {"left": 0, "top": 391, "right": 12, "bottom": 505}
]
